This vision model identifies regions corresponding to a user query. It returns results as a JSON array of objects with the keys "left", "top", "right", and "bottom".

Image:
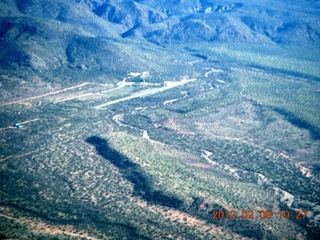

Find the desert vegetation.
[{"left": 1, "top": 0, "right": 319, "bottom": 239}]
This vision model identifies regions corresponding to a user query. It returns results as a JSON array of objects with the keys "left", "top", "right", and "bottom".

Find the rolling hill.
[{"left": 1, "top": 0, "right": 320, "bottom": 239}]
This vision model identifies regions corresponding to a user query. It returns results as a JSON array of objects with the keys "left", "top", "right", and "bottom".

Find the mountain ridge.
[{"left": 0, "top": 0, "right": 319, "bottom": 100}]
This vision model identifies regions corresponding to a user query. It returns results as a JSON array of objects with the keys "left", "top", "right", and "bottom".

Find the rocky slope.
[{"left": 0, "top": 0, "right": 319, "bottom": 100}]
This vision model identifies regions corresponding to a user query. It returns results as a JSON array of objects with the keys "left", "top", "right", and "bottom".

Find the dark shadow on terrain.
[
  {"left": 312, "top": 163, "right": 320, "bottom": 176},
  {"left": 279, "top": 202, "right": 320, "bottom": 240},
  {"left": 186, "top": 203, "right": 265, "bottom": 239},
  {"left": 2, "top": 198, "right": 146, "bottom": 239},
  {"left": 86, "top": 136, "right": 266, "bottom": 239},
  {"left": 191, "top": 53, "right": 208, "bottom": 60},
  {"left": 86, "top": 136, "right": 183, "bottom": 208},
  {"left": 0, "top": 155, "right": 148, "bottom": 239},
  {"left": 273, "top": 107, "right": 320, "bottom": 140},
  {"left": 249, "top": 64, "right": 320, "bottom": 82}
]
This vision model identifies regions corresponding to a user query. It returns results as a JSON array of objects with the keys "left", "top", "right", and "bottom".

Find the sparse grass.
[
  {"left": 1, "top": 43, "right": 319, "bottom": 239},
  {"left": 209, "top": 43, "right": 320, "bottom": 78}
]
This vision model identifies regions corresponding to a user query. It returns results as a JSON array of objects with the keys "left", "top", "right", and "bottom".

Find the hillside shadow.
[
  {"left": 86, "top": 136, "right": 265, "bottom": 239},
  {"left": 86, "top": 136, "right": 183, "bottom": 209},
  {"left": 273, "top": 107, "right": 320, "bottom": 140}
]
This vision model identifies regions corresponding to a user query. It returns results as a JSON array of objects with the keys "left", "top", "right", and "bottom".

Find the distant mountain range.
[
  {"left": 85, "top": 0, "right": 320, "bottom": 45},
  {"left": 1, "top": 2, "right": 320, "bottom": 239},
  {"left": 0, "top": 0, "right": 319, "bottom": 100}
]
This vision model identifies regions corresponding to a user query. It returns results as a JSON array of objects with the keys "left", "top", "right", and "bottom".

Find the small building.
[{"left": 14, "top": 123, "right": 22, "bottom": 128}]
